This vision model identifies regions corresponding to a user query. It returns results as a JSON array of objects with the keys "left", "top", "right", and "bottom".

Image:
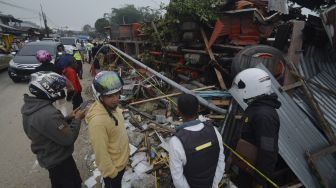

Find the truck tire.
[{"left": 231, "top": 45, "right": 286, "bottom": 81}]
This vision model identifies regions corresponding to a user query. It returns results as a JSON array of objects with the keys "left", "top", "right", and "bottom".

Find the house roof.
[{"left": 0, "top": 13, "right": 22, "bottom": 23}]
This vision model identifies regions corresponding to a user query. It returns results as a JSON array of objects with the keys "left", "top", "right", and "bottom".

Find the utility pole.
[
  {"left": 39, "top": 12, "right": 43, "bottom": 28},
  {"left": 40, "top": 4, "right": 49, "bottom": 37}
]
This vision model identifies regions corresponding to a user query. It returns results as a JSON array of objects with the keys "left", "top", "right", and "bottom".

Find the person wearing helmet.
[
  {"left": 55, "top": 47, "right": 77, "bottom": 74},
  {"left": 21, "top": 71, "right": 86, "bottom": 188},
  {"left": 169, "top": 94, "right": 225, "bottom": 188},
  {"left": 85, "top": 41, "right": 93, "bottom": 64},
  {"left": 229, "top": 68, "right": 281, "bottom": 188},
  {"left": 63, "top": 59, "right": 83, "bottom": 110},
  {"left": 85, "top": 71, "right": 129, "bottom": 188},
  {"left": 35, "top": 50, "right": 57, "bottom": 73},
  {"left": 73, "top": 47, "right": 83, "bottom": 79}
]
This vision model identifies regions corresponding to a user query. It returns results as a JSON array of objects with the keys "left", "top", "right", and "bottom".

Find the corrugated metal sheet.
[
  {"left": 296, "top": 46, "right": 336, "bottom": 135},
  {"left": 321, "top": 5, "right": 336, "bottom": 47},
  {"left": 299, "top": 46, "right": 336, "bottom": 79},
  {"left": 259, "top": 64, "right": 336, "bottom": 188},
  {"left": 229, "top": 64, "right": 336, "bottom": 187},
  {"left": 268, "top": 0, "right": 288, "bottom": 14}
]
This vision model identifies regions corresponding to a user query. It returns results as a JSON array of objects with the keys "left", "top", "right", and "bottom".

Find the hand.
[
  {"left": 74, "top": 108, "right": 86, "bottom": 120},
  {"left": 73, "top": 108, "right": 87, "bottom": 120}
]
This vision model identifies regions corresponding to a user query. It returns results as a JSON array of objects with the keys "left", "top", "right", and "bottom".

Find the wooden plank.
[
  {"left": 281, "top": 81, "right": 302, "bottom": 92},
  {"left": 284, "top": 20, "right": 305, "bottom": 86},
  {"left": 206, "top": 115, "right": 225, "bottom": 119},
  {"left": 309, "top": 145, "right": 336, "bottom": 162},
  {"left": 287, "top": 183, "right": 304, "bottom": 188},
  {"left": 200, "top": 28, "right": 227, "bottom": 90},
  {"left": 209, "top": 99, "right": 230, "bottom": 106}
]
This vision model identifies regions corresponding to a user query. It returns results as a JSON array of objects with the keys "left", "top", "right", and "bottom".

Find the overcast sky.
[{"left": 0, "top": 0, "right": 170, "bottom": 30}]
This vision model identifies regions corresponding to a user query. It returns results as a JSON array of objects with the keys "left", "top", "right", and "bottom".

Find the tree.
[
  {"left": 110, "top": 4, "right": 143, "bottom": 24},
  {"left": 94, "top": 18, "right": 110, "bottom": 35},
  {"left": 82, "top": 24, "right": 92, "bottom": 33},
  {"left": 166, "top": 0, "right": 229, "bottom": 22},
  {"left": 139, "top": 6, "right": 161, "bottom": 22}
]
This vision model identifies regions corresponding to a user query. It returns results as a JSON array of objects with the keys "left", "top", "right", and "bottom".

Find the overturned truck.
[{"left": 100, "top": 0, "right": 336, "bottom": 187}]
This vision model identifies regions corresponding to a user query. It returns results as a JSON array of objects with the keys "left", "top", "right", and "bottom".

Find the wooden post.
[
  {"left": 284, "top": 20, "right": 305, "bottom": 86},
  {"left": 200, "top": 28, "right": 227, "bottom": 90},
  {"left": 151, "top": 21, "right": 164, "bottom": 48}
]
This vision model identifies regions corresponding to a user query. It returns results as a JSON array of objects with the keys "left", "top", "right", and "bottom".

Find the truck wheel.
[{"left": 231, "top": 45, "right": 287, "bottom": 81}]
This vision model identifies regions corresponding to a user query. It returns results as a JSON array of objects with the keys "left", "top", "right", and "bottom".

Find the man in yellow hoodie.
[{"left": 85, "top": 71, "right": 129, "bottom": 188}]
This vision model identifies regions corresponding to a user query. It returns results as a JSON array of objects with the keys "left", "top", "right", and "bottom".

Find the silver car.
[{"left": 0, "top": 52, "right": 12, "bottom": 70}]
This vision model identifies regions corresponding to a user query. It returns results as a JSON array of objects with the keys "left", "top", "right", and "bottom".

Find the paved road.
[
  {"left": 0, "top": 69, "right": 50, "bottom": 187},
  {"left": 0, "top": 66, "right": 91, "bottom": 188}
]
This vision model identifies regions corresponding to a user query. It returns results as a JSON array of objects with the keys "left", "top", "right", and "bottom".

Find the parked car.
[
  {"left": 60, "top": 37, "right": 78, "bottom": 46},
  {"left": 41, "top": 37, "right": 60, "bottom": 42},
  {"left": 0, "top": 52, "right": 12, "bottom": 70},
  {"left": 8, "top": 41, "right": 64, "bottom": 82}
]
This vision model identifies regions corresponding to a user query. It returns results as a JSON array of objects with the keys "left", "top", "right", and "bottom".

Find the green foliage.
[
  {"left": 110, "top": 5, "right": 143, "bottom": 24},
  {"left": 107, "top": 4, "right": 162, "bottom": 24},
  {"left": 166, "top": 0, "right": 229, "bottom": 22},
  {"left": 82, "top": 24, "right": 92, "bottom": 33},
  {"left": 94, "top": 18, "right": 110, "bottom": 35},
  {"left": 138, "top": 6, "right": 161, "bottom": 22},
  {"left": 140, "top": 0, "right": 230, "bottom": 46},
  {"left": 140, "top": 18, "right": 180, "bottom": 47},
  {"left": 88, "top": 31, "right": 97, "bottom": 39}
]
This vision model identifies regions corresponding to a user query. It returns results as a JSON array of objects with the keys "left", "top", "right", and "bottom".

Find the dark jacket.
[
  {"left": 21, "top": 94, "right": 81, "bottom": 169},
  {"left": 35, "top": 62, "right": 58, "bottom": 73},
  {"left": 55, "top": 54, "right": 76, "bottom": 74},
  {"left": 241, "top": 93, "right": 281, "bottom": 186}
]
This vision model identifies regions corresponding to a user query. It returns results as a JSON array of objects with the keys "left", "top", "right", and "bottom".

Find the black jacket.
[
  {"left": 241, "top": 93, "right": 281, "bottom": 186},
  {"left": 35, "top": 62, "right": 58, "bottom": 73}
]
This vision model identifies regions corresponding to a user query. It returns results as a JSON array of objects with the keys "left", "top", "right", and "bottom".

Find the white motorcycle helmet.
[
  {"left": 230, "top": 68, "right": 272, "bottom": 102},
  {"left": 29, "top": 71, "right": 67, "bottom": 100}
]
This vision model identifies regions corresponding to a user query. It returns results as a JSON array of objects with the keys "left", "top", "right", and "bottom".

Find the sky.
[{"left": 0, "top": 0, "right": 170, "bottom": 30}]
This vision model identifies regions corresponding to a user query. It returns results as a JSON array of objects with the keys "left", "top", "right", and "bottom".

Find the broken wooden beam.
[
  {"left": 209, "top": 99, "right": 231, "bottom": 106},
  {"left": 129, "top": 85, "right": 215, "bottom": 105},
  {"left": 200, "top": 27, "right": 227, "bottom": 90}
]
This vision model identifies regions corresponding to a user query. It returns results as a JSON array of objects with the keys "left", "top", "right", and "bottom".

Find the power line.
[
  {"left": 0, "top": 0, "right": 59, "bottom": 28},
  {"left": 0, "top": 0, "right": 39, "bottom": 13}
]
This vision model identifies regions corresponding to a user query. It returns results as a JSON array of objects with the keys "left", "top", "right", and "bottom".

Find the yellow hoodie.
[{"left": 85, "top": 101, "right": 129, "bottom": 178}]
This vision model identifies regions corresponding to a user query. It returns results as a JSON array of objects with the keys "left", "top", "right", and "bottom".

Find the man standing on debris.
[
  {"left": 169, "top": 94, "right": 225, "bottom": 188},
  {"left": 21, "top": 71, "right": 86, "bottom": 188},
  {"left": 85, "top": 71, "right": 129, "bottom": 188},
  {"left": 230, "top": 68, "right": 281, "bottom": 188}
]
